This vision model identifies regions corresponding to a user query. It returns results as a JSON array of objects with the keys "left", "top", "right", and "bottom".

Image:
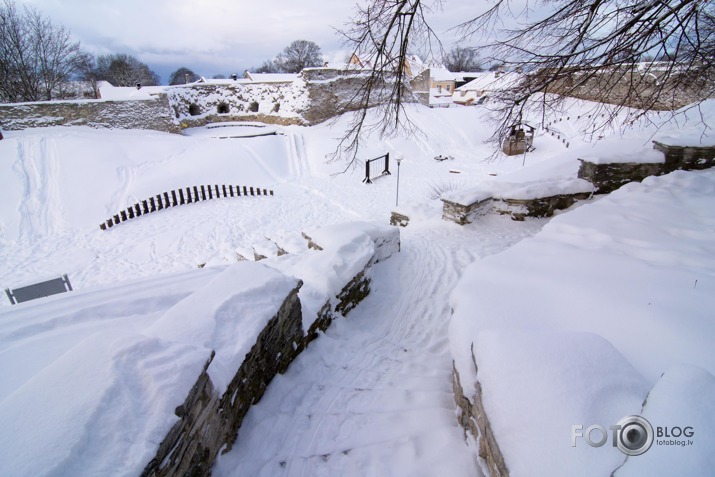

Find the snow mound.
[
  {"left": 0, "top": 262, "right": 300, "bottom": 476},
  {"left": 468, "top": 329, "right": 649, "bottom": 477},
  {"left": 443, "top": 177, "right": 594, "bottom": 205},
  {"left": 614, "top": 365, "right": 715, "bottom": 477}
]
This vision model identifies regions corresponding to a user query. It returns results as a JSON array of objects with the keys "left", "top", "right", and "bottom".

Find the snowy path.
[{"left": 214, "top": 217, "right": 547, "bottom": 477}]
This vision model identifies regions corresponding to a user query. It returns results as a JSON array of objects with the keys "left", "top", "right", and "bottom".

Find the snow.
[
  {"left": 469, "top": 329, "right": 650, "bottom": 477},
  {"left": 442, "top": 177, "right": 594, "bottom": 204},
  {"left": 145, "top": 262, "right": 300, "bottom": 394},
  {"left": 1, "top": 95, "right": 714, "bottom": 476},
  {"left": 450, "top": 168, "right": 715, "bottom": 475},
  {"left": 614, "top": 365, "right": 715, "bottom": 476}
]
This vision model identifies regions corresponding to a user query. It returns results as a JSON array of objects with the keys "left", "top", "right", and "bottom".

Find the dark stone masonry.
[{"left": 578, "top": 141, "right": 715, "bottom": 193}]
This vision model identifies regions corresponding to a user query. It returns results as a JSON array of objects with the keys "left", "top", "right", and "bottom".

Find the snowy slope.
[{"left": 1, "top": 98, "right": 713, "bottom": 476}]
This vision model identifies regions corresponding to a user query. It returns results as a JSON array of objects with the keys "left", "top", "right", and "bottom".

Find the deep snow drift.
[{"left": 1, "top": 99, "right": 714, "bottom": 476}]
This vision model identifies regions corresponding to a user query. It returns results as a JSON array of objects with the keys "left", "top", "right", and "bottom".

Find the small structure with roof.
[{"left": 502, "top": 121, "right": 535, "bottom": 156}]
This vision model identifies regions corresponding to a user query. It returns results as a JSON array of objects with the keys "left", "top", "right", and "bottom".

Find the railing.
[
  {"left": 99, "top": 184, "right": 274, "bottom": 230},
  {"left": 362, "top": 153, "right": 391, "bottom": 184}
]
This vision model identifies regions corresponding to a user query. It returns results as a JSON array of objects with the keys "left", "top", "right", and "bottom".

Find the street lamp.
[{"left": 395, "top": 155, "right": 403, "bottom": 207}]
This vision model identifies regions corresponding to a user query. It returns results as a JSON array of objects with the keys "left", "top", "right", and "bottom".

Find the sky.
[{"left": 15, "top": 0, "right": 488, "bottom": 84}]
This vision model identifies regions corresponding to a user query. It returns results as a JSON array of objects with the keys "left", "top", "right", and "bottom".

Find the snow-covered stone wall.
[
  {"left": 166, "top": 81, "right": 308, "bottom": 128},
  {"left": 142, "top": 221, "right": 400, "bottom": 477},
  {"left": 577, "top": 140, "right": 715, "bottom": 193},
  {"left": 441, "top": 178, "right": 594, "bottom": 224},
  {"left": 0, "top": 94, "right": 180, "bottom": 133}
]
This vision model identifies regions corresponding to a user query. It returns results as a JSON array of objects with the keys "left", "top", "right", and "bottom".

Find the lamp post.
[{"left": 395, "top": 156, "right": 403, "bottom": 207}]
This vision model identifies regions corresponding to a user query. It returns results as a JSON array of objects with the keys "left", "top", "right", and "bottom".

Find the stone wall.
[
  {"left": 141, "top": 224, "right": 400, "bottom": 477},
  {"left": 166, "top": 82, "right": 306, "bottom": 128},
  {"left": 442, "top": 197, "right": 492, "bottom": 225},
  {"left": 453, "top": 363, "right": 509, "bottom": 477},
  {"left": 0, "top": 68, "right": 411, "bottom": 133},
  {"left": 0, "top": 94, "right": 181, "bottom": 133},
  {"left": 141, "top": 282, "right": 304, "bottom": 477},
  {"left": 492, "top": 193, "right": 593, "bottom": 221},
  {"left": 545, "top": 69, "right": 712, "bottom": 111},
  {"left": 578, "top": 141, "right": 715, "bottom": 193},
  {"left": 300, "top": 68, "right": 402, "bottom": 125},
  {"left": 442, "top": 190, "right": 592, "bottom": 225}
]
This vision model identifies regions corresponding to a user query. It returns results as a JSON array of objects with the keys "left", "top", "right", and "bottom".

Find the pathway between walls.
[{"left": 214, "top": 217, "right": 548, "bottom": 477}]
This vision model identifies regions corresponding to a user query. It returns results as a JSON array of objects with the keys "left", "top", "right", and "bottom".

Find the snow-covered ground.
[{"left": 1, "top": 99, "right": 713, "bottom": 476}]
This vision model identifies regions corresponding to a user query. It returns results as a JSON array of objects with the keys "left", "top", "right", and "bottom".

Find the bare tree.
[
  {"left": 168, "top": 66, "right": 200, "bottom": 85},
  {"left": 443, "top": 46, "right": 482, "bottom": 72},
  {"left": 338, "top": 0, "right": 715, "bottom": 161},
  {"left": 89, "top": 53, "right": 160, "bottom": 87},
  {"left": 275, "top": 40, "right": 324, "bottom": 73},
  {"left": 333, "top": 0, "right": 441, "bottom": 167},
  {"left": 0, "top": 0, "right": 89, "bottom": 102}
]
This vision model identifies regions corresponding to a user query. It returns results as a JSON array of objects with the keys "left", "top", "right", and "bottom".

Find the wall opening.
[
  {"left": 189, "top": 103, "right": 201, "bottom": 116},
  {"left": 217, "top": 102, "right": 229, "bottom": 114}
]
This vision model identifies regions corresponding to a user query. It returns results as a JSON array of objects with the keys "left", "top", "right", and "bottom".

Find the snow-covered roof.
[
  {"left": 243, "top": 72, "right": 299, "bottom": 83},
  {"left": 456, "top": 72, "right": 523, "bottom": 93},
  {"left": 97, "top": 81, "right": 167, "bottom": 100},
  {"left": 428, "top": 66, "right": 456, "bottom": 82}
]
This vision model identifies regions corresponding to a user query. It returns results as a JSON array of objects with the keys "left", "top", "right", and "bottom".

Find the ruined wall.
[
  {"left": 301, "top": 68, "right": 410, "bottom": 125},
  {"left": 141, "top": 224, "right": 400, "bottom": 477},
  {"left": 0, "top": 94, "right": 181, "bottom": 133},
  {"left": 166, "top": 82, "right": 307, "bottom": 128},
  {"left": 0, "top": 68, "right": 411, "bottom": 133},
  {"left": 453, "top": 364, "right": 509, "bottom": 477},
  {"left": 578, "top": 141, "right": 715, "bottom": 193}
]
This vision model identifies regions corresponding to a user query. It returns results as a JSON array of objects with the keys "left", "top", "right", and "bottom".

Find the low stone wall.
[
  {"left": 390, "top": 211, "right": 410, "bottom": 227},
  {"left": 142, "top": 283, "right": 304, "bottom": 477},
  {"left": 578, "top": 141, "right": 715, "bottom": 193},
  {"left": 493, "top": 192, "right": 593, "bottom": 221},
  {"left": 141, "top": 223, "right": 400, "bottom": 477},
  {"left": 442, "top": 197, "right": 492, "bottom": 225},
  {"left": 653, "top": 140, "right": 715, "bottom": 171},
  {"left": 0, "top": 94, "right": 180, "bottom": 133},
  {"left": 453, "top": 364, "right": 509, "bottom": 477},
  {"left": 442, "top": 191, "right": 591, "bottom": 225}
]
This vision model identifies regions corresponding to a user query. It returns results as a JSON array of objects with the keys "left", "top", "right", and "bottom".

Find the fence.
[
  {"left": 99, "top": 184, "right": 274, "bottom": 230},
  {"left": 362, "top": 153, "right": 391, "bottom": 184}
]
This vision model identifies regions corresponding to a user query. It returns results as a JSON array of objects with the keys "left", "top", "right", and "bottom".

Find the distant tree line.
[
  {"left": 0, "top": 0, "right": 89, "bottom": 102},
  {"left": 252, "top": 40, "right": 324, "bottom": 73},
  {"left": 0, "top": 0, "right": 164, "bottom": 102}
]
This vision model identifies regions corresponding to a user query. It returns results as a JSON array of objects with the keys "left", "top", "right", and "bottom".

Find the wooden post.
[
  {"left": 257, "top": 188, "right": 262, "bottom": 196},
  {"left": 207, "top": 185, "right": 213, "bottom": 200},
  {"left": 142, "top": 200, "right": 149, "bottom": 214},
  {"left": 222, "top": 185, "right": 227, "bottom": 197},
  {"left": 179, "top": 188, "right": 185, "bottom": 205},
  {"left": 229, "top": 185, "right": 234, "bottom": 197},
  {"left": 113, "top": 214, "right": 120, "bottom": 225},
  {"left": 270, "top": 190, "right": 274, "bottom": 196},
  {"left": 250, "top": 187, "right": 254, "bottom": 196},
  {"left": 156, "top": 195, "right": 164, "bottom": 210},
  {"left": 135, "top": 204, "right": 142, "bottom": 216},
  {"left": 121, "top": 210, "right": 127, "bottom": 221},
  {"left": 201, "top": 185, "right": 206, "bottom": 201},
  {"left": 107, "top": 219, "right": 114, "bottom": 228},
  {"left": 127, "top": 207, "right": 134, "bottom": 219},
  {"left": 170, "top": 191, "right": 177, "bottom": 206},
  {"left": 194, "top": 186, "right": 200, "bottom": 202},
  {"left": 150, "top": 197, "right": 156, "bottom": 212},
  {"left": 100, "top": 223, "right": 107, "bottom": 230},
  {"left": 243, "top": 186, "right": 247, "bottom": 195},
  {"left": 215, "top": 185, "right": 220, "bottom": 197}
]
